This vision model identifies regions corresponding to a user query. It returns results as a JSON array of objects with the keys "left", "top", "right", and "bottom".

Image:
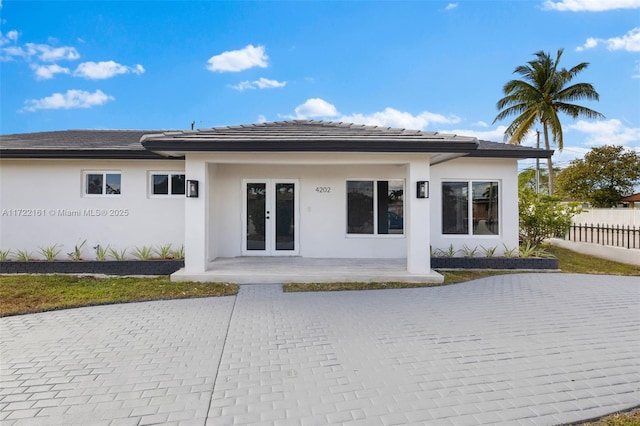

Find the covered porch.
[{"left": 171, "top": 257, "right": 444, "bottom": 284}]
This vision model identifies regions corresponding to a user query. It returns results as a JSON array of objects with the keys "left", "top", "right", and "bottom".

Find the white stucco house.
[{"left": 0, "top": 120, "right": 551, "bottom": 282}]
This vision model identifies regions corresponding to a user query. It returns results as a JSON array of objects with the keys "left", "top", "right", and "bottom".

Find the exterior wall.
[
  {"left": 430, "top": 157, "right": 519, "bottom": 256},
  {"left": 0, "top": 159, "right": 185, "bottom": 260},
  {"left": 1, "top": 153, "right": 523, "bottom": 266},
  {"left": 211, "top": 162, "right": 409, "bottom": 259}
]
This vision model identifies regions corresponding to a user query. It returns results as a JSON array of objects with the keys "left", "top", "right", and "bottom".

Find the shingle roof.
[
  {"left": 141, "top": 120, "right": 479, "bottom": 153},
  {"left": 0, "top": 120, "right": 553, "bottom": 159},
  {"left": 0, "top": 130, "right": 176, "bottom": 159},
  {"left": 620, "top": 193, "right": 640, "bottom": 202}
]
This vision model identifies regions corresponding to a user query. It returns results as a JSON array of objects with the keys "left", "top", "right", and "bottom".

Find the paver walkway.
[{"left": 1, "top": 273, "right": 639, "bottom": 425}]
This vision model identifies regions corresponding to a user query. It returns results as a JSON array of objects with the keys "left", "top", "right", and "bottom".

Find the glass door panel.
[
  {"left": 275, "top": 183, "right": 295, "bottom": 251},
  {"left": 246, "top": 183, "right": 266, "bottom": 251}
]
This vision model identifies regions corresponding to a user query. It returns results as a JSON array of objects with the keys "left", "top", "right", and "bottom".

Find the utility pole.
[{"left": 535, "top": 130, "right": 540, "bottom": 194}]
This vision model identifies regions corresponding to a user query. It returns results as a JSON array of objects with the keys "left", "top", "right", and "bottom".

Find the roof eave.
[
  {"left": 141, "top": 140, "right": 480, "bottom": 154},
  {"left": 466, "top": 149, "right": 554, "bottom": 159},
  {"left": 0, "top": 149, "right": 183, "bottom": 160}
]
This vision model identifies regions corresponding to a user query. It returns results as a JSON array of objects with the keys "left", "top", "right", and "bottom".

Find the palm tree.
[{"left": 493, "top": 49, "right": 604, "bottom": 194}]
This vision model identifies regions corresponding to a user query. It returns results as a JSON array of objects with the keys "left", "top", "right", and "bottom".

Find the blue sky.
[{"left": 1, "top": 0, "right": 639, "bottom": 171}]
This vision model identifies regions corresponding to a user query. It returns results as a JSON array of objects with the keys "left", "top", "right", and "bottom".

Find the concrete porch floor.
[{"left": 171, "top": 257, "right": 444, "bottom": 284}]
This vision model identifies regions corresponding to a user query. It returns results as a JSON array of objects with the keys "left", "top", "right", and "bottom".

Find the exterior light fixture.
[
  {"left": 187, "top": 180, "right": 199, "bottom": 198},
  {"left": 416, "top": 181, "right": 429, "bottom": 199}
]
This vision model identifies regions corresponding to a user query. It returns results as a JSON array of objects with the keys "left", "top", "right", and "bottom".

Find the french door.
[{"left": 242, "top": 179, "right": 299, "bottom": 256}]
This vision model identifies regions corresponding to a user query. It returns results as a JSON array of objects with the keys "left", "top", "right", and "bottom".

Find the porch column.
[
  {"left": 406, "top": 160, "right": 431, "bottom": 274},
  {"left": 184, "top": 156, "right": 208, "bottom": 273}
]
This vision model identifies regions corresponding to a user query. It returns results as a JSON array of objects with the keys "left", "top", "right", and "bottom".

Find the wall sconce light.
[
  {"left": 186, "top": 180, "right": 199, "bottom": 198},
  {"left": 416, "top": 181, "right": 429, "bottom": 199}
]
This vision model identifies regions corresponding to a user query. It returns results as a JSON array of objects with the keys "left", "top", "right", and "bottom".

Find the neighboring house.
[
  {"left": 620, "top": 193, "right": 640, "bottom": 209},
  {"left": 0, "top": 120, "right": 551, "bottom": 280}
]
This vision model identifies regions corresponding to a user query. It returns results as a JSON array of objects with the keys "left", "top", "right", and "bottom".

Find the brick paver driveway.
[{"left": 1, "top": 273, "right": 639, "bottom": 425}]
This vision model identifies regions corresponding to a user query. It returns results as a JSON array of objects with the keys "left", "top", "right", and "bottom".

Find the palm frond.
[
  {"left": 556, "top": 82, "right": 601, "bottom": 102},
  {"left": 554, "top": 103, "right": 606, "bottom": 120}
]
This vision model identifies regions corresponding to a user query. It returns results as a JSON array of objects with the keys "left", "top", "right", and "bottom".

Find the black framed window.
[
  {"left": 442, "top": 181, "right": 499, "bottom": 235},
  {"left": 85, "top": 172, "right": 121, "bottom": 196},
  {"left": 150, "top": 172, "right": 185, "bottom": 196},
  {"left": 347, "top": 180, "right": 403, "bottom": 235}
]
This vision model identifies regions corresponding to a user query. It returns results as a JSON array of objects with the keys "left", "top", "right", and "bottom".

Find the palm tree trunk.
[{"left": 543, "top": 123, "right": 554, "bottom": 195}]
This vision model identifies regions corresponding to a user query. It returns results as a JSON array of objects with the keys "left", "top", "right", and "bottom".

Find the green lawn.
[
  {"left": 546, "top": 245, "right": 640, "bottom": 275},
  {"left": 0, "top": 275, "right": 237, "bottom": 317}
]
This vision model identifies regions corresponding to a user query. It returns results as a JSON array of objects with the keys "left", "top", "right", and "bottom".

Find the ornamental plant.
[{"left": 518, "top": 187, "right": 580, "bottom": 248}]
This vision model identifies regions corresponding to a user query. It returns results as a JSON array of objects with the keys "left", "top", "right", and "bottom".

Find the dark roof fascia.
[
  {"left": 466, "top": 149, "right": 554, "bottom": 159},
  {"left": 0, "top": 149, "right": 184, "bottom": 160},
  {"left": 141, "top": 140, "right": 480, "bottom": 153}
]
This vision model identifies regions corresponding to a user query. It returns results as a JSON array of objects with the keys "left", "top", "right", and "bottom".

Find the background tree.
[
  {"left": 494, "top": 49, "right": 604, "bottom": 194},
  {"left": 518, "top": 167, "right": 560, "bottom": 194},
  {"left": 555, "top": 145, "right": 640, "bottom": 207}
]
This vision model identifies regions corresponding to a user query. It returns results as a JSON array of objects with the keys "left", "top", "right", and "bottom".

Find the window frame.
[
  {"left": 148, "top": 171, "right": 186, "bottom": 198},
  {"left": 83, "top": 171, "right": 122, "bottom": 197},
  {"left": 346, "top": 179, "right": 405, "bottom": 237},
  {"left": 441, "top": 180, "right": 501, "bottom": 237}
]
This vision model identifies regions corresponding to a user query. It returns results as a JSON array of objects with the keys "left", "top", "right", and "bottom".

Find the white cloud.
[
  {"left": 253, "top": 77, "right": 286, "bottom": 89},
  {"left": 577, "top": 27, "right": 640, "bottom": 52},
  {"left": 284, "top": 99, "right": 462, "bottom": 129},
  {"left": 566, "top": 119, "right": 640, "bottom": 148},
  {"left": 257, "top": 114, "right": 267, "bottom": 123},
  {"left": 206, "top": 44, "right": 268, "bottom": 73},
  {"left": 543, "top": 0, "right": 640, "bottom": 11},
  {"left": 0, "top": 30, "right": 18, "bottom": 46},
  {"left": 445, "top": 3, "right": 458, "bottom": 10},
  {"left": 25, "top": 42, "right": 79, "bottom": 61},
  {"left": 473, "top": 121, "right": 490, "bottom": 128},
  {"left": 294, "top": 98, "right": 339, "bottom": 119},
  {"left": 231, "top": 77, "right": 286, "bottom": 91},
  {"left": 339, "top": 108, "right": 461, "bottom": 129},
  {"left": 576, "top": 37, "right": 599, "bottom": 51},
  {"left": 31, "top": 64, "right": 70, "bottom": 80},
  {"left": 22, "top": 89, "right": 114, "bottom": 112},
  {"left": 231, "top": 81, "right": 254, "bottom": 91},
  {"left": 606, "top": 27, "right": 640, "bottom": 51},
  {"left": 73, "top": 60, "right": 145, "bottom": 79}
]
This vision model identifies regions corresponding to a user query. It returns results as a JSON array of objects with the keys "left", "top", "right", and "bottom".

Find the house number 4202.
[{"left": 315, "top": 187, "right": 331, "bottom": 193}]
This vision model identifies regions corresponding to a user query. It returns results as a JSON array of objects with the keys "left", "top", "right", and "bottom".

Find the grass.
[
  {"left": 574, "top": 408, "right": 640, "bottom": 426},
  {"left": 0, "top": 275, "right": 238, "bottom": 317},
  {"left": 546, "top": 245, "right": 640, "bottom": 276},
  {"left": 284, "top": 270, "right": 512, "bottom": 293}
]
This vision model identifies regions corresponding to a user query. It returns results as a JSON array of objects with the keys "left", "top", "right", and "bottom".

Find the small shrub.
[
  {"left": 0, "top": 249, "right": 12, "bottom": 261},
  {"left": 433, "top": 244, "right": 458, "bottom": 258},
  {"left": 461, "top": 244, "right": 479, "bottom": 258},
  {"left": 519, "top": 242, "right": 553, "bottom": 258},
  {"left": 15, "top": 249, "right": 34, "bottom": 261},
  {"left": 519, "top": 187, "right": 581, "bottom": 248},
  {"left": 94, "top": 244, "right": 110, "bottom": 261},
  {"left": 171, "top": 244, "right": 185, "bottom": 260},
  {"left": 67, "top": 240, "right": 87, "bottom": 260},
  {"left": 481, "top": 245, "right": 497, "bottom": 257},
  {"left": 502, "top": 244, "right": 518, "bottom": 258},
  {"left": 38, "top": 244, "right": 62, "bottom": 261},
  {"left": 154, "top": 244, "right": 174, "bottom": 259},
  {"left": 108, "top": 248, "right": 128, "bottom": 261},
  {"left": 132, "top": 246, "right": 153, "bottom": 260}
]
